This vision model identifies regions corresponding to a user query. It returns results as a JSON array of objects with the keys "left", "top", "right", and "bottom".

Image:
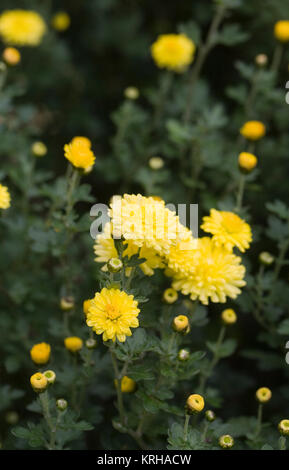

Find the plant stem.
[
  {"left": 153, "top": 71, "right": 173, "bottom": 130},
  {"left": 199, "top": 325, "right": 226, "bottom": 394},
  {"left": 202, "top": 421, "right": 209, "bottom": 442},
  {"left": 39, "top": 390, "right": 55, "bottom": 450},
  {"left": 235, "top": 173, "right": 246, "bottom": 213},
  {"left": 110, "top": 348, "right": 126, "bottom": 426},
  {"left": 279, "top": 436, "right": 287, "bottom": 450},
  {"left": 254, "top": 403, "right": 263, "bottom": 440},
  {"left": 271, "top": 43, "right": 283, "bottom": 74},
  {"left": 183, "top": 414, "right": 190, "bottom": 442}
]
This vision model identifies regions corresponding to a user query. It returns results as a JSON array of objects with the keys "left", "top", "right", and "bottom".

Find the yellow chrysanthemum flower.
[
  {"left": 0, "top": 184, "right": 11, "bottom": 209},
  {"left": 86, "top": 288, "right": 140, "bottom": 343},
  {"left": 0, "top": 10, "right": 46, "bottom": 46},
  {"left": 30, "top": 372, "right": 48, "bottom": 393},
  {"left": 30, "top": 342, "right": 51, "bottom": 365},
  {"left": 2, "top": 46, "right": 21, "bottom": 65},
  {"left": 71, "top": 136, "right": 91, "bottom": 148},
  {"left": 186, "top": 394, "right": 205, "bottom": 414},
  {"left": 172, "top": 237, "right": 246, "bottom": 305},
  {"left": 201, "top": 209, "right": 252, "bottom": 253},
  {"left": 274, "top": 21, "right": 289, "bottom": 42},
  {"left": 64, "top": 336, "right": 83, "bottom": 353},
  {"left": 240, "top": 120, "right": 266, "bottom": 141},
  {"left": 51, "top": 12, "right": 71, "bottom": 32},
  {"left": 151, "top": 34, "right": 195, "bottom": 72},
  {"left": 166, "top": 231, "right": 197, "bottom": 276},
  {"left": 64, "top": 138, "right": 95, "bottom": 170}
]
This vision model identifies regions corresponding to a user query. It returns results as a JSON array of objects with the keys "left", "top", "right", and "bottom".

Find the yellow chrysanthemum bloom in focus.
[
  {"left": 238, "top": 152, "right": 257, "bottom": 173},
  {"left": 0, "top": 184, "right": 11, "bottom": 209},
  {"left": 186, "top": 394, "right": 205, "bottom": 414},
  {"left": 0, "top": 10, "right": 46, "bottom": 46},
  {"left": 172, "top": 237, "right": 246, "bottom": 305},
  {"left": 51, "top": 12, "right": 70, "bottom": 32},
  {"left": 256, "top": 387, "right": 272, "bottom": 403},
  {"left": 64, "top": 138, "right": 95, "bottom": 170},
  {"left": 30, "top": 342, "right": 51, "bottom": 365},
  {"left": 240, "top": 120, "right": 266, "bottom": 141},
  {"left": 64, "top": 336, "right": 83, "bottom": 353},
  {"left": 115, "top": 376, "right": 137, "bottom": 393},
  {"left": 274, "top": 21, "right": 289, "bottom": 42},
  {"left": 2, "top": 46, "right": 20, "bottom": 65},
  {"left": 86, "top": 288, "right": 140, "bottom": 343},
  {"left": 151, "top": 34, "right": 195, "bottom": 72},
  {"left": 201, "top": 209, "right": 252, "bottom": 253}
]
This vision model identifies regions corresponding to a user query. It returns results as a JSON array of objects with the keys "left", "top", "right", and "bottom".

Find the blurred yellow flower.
[
  {"left": 30, "top": 342, "right": 51, "bottom": 365},
  {"left": 274, "top": 21, "right": 289, "bottom": 42},
  {"left": 51, "top": 12, "right": 71, "bottom": 32},
  {"left": 240, "top": 120, "right": 266, "bottom": 141},
  {"left": 0, "top": 10, "right": 46, "bottom": 46},
  {"left": 151, "top": 34, "right": 195, "bottom": 72},
  {"left": 279, "top": 419, "right": 289, "bottom": 436},
  {"left": 256, "top": 387, "right": 272, "bottom": 403},
  {"left": 238, "top": 152, "right": 257, "bottom": 173},
  {"left": 2, "top": 46, "right": 20, "bottom": 65},
  {"left": 173, "top": 237, "right": 246, "bottom": 305},
  {"left": 201, "top": 209, "right": 252, "bottom": 253},
  {"left": 0, "top": 184, "right": 11, "bottom": 209},
  {"left": 32, "top": 141, "right": 47, "bottom": 157},
  {"left": 86, "top": 288, "right": 140, "bottom": 342},
  {"left": 64, "top": 336, "right": 83, "bottom": 353},
  {"left": 71, "top": 136, "right": 91, "bottom": 148},
  {"left": 221, "top": 308, "right": 237, "bottom": 325},
  {"left": 163, "top": 287, "right": 178, "bottom": 304},
  {"left": 115, "top": 376, "right": 137, "bottom": 393},
  {"left": 64, "top": 137, "right": 95, "bottom": 170}
]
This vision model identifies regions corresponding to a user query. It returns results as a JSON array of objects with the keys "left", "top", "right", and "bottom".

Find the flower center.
[
  {"left": 106, "top": 304, "right": 121, "bottom": 320},
  {"left": 221, "top": 212, "right": 242, "bottom": 233}
]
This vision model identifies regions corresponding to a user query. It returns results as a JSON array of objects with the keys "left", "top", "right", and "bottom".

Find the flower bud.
[
  {"left": 107, "top": 258, "right": 123, "bottom": 273},
  {"left": 124, "top": 87, "right": 139, "bottom": 100},
  {"left": 255, "top": 54, "right": 268, "bottom": 67},
  {"left": 256, "top": 387, "right": 272, "bottom": 403},
  {"left": 43, "top": 370, "right": 56, "bottom": 385},
  {"left": 219, "top": 434, "right": 234, "bottom": 449},
  {"left": 5, "top": 411, "right": 19, "bottom": 425},
  {"left": 172, "top": 315, "right": 190, "bottom": 334},
  {"left": 238, "top": 152, "right": 257, "bottom": 174},
  {"left": 2, "top": 47, "right": 21, "bottom": 65},
  {"left": 52, "top": 12, "right": 71, "bottom": 32},
  {"left": 240, "top": 121, "right": 266, "bottom": 141},
  {"left": 163, "top": 288, "right": 178, "bottom": 304},
  {"left": 115, "top": 376, "right": 137, "bottom": 393},
  {"left": 178, "top": 348, "right": 190, "bottom": 361},
  {"left": 60, "top": 296, "right": 75, "bottom": 311},
  {"left": 259, "top": 251, "right": 274, "bottom": 266},
  {"left": 186, "top": 394, "right": 205, "bottom": 414},
  {"left": 278, "top": 419, "right": 289, "bottom": 436},
  {"left": 85, "top": 338, "right": 97, "bottom": 349},
  {"left": 64, "top": 336, "right": 83, "bottom": 353},
  {"left": 149, "top": 156, "right": 164, "bottom": 170},
  {"left": 205, "top": 410, "right": 216, "bottom": 422},
  {"left": 274, "top": 21, "right": 289, "bottom": 43},
  {"left": 56, "top": 398, "right": 68, "bottom": 411},
  {"left": 221, "top": 308, "right": 237, "bottom": 325},
  {"left": 31, "top": 141, "right": 47, "bottom": 157},
  {"left": 30, "top": 372, "right": 48, "bottom": 393},
  {"left": 30, "top": 342, "right": 51, "bottom": 365}
]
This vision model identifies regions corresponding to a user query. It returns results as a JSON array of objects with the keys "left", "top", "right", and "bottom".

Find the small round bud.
[
  {"left": 278, "top": 419, "right": 289, "bottom": 436},
  {"left": 31, "top": 141, "right": 47, "bottom": 157},
  {"left": 2, "top": 47, "right": 21, "bottom": 65},
  {"left": 30, "top": 373, "right": 48, "bottom": 393},
  {"left": 163, "top": 288, "right": 178, "bottom": 304},
  {"left": 240, "top": 121, "right": 266, "bottom": 141},
  {"left": 274, "top": 21, "right": 289, "bottom": 43},
  {"left": 30, "top": 342, "right": 51, "bottom": 365},
  {"left": 5, "top": 411, "right": 19, "bottom": 425},
  {"left": 256, "top": 387, "right": 272, "bottom": 403},
  {"left": 124, "top": 87, "right": 139, "bottom": 100},
  {"left": 56, "top": 398, "right": 68, "bottom": 411},
  {"left": 64, "top": 336, "right": 83, "bottom": 353},
  {"left": 43, "top": 370, "right": 56, "bottom": 385},
  {"left": 205, "top": 410, "right": 216, "bottom": 422},
  {"left": 219, "top": 434, "right": 234, "bottom": 449},
  {"left": 259, "top": 251, "right": 274, "bottom": 266},
  {"left": 107, "top": 258, "right": 123, "bottom": 273},
  {"left": 221, "top": 308, "right": 237, "bottom": 325},
  {"left": 186, "top": 394, "right": 205, "bottom": 414},
  {"left": 60, "top": 296, "right": 75, "bottom": 311},
  {"left": 238, "top": 152, "right": 258, "bottom": 174},
  {"left": 255, "top": 54, "right": 268, "bottom": 67},
  {"left": 115, "top": 376, "right": 137, "bottom": 393},
  {"left": 52, "top": 12, "right": 71, "bottom": 31},
  {"left": 85, "top": 338, "right": 97, "bottom": 349},
  {"left": 178, "top": 349, "right": 190, "bottom": 361},
  {"left": 172, "top": 315, "right": 190, "bottom": 334},
  {"left": 149, "top": 156, "right": 164, "bottom": 170}
]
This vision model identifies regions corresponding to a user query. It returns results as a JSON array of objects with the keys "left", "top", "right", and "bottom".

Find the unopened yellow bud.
[
  {"left": 240, "top": 121, "right": 266, "bottom": 141},
  {"left": 219, "top": 434, "right": 234, "bottom": 449},
  {"left": 56, "top": 398, "right": 68, "bottom": 411},
  {"left": 221, "top": 308, "right": 237, "bottom": 325},
  {"left": 60, "top": 296, "right": 75, "bottom": 311},
  {"left": 32, "top": 141, "right": 47, "bottom": 157},
  {"left": 238, "top": 152, "right": 257, "bottom": 173},
  {"left": 274, "top": 21, "right": 289, "bottom": 43},
  {"left": 149, "top": 156, "right": 164, "bottom": 170},
  {"left": 163, "top": 288, "right": 178, "bottom": 304},
  {"left": 256, "top": 387, "right": 272, "bottom": 403},
  {"left": 52, "top": 12, "right": 71, "bottom": 32},
  {"left": 172, "top": 315, "right": 190, "bottom": 334},
  {"left": 30, "top": 342, "right": 51, "bottom": 365},
  {"left": 259, "top": 252, "right": 274, "bottom": 266},
  {"left": 64, "top": 336, "right": 83, "bottom": 353},
  {"left": 2, "top": 47, "right": 21, "bottom": 65},
  {"left": 186, "top": 394, "right": 205, "bottom": 414},
  {"left": 124, "top": 87, "right": 139, "bottom": 100},
  {"left": 85, "top": 338, "right": 97, "bottom": 349},
  {"left": 115, "top": 376, "right": 137, "bottom": 393},
  {"left": 255, "top": 54, "right": 268, "bottom": 67},
  {"left": 43, "top": 370, "right": 56, "bottom": 385},
  {"left": 279, "top": 419, "right": 289, "bottom": 436},
  {"left": 30, "top": 373, "right": 48, "bottom": 393}
]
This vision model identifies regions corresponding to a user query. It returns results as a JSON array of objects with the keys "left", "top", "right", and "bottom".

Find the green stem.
[
  {"left": 183, "top": 414, "right": 190, "bottom": 442},
  {"left": 153, "top": 71, "right": 173, "bottom": 130},
  {"left": 271, "top": 43, "right": 283, "bottom": 74},
  {"left": 199, "top": 326, "right": 226, "bottom": 394},
  {"left": 39, "top": 390, "right": 55, "bottom": 450},
  {"left": 202, "top": 421, "right": 209, "bottom": 442},
  {"left": 110, "top": 348, "right": 126, "bottom": 426},
  {"left": 235, "top": 173, "right": 246, "bottom": 213},
  {"left": 254, "top": 403, "right": 263, "bottom": 440},
  {"left": 279, "top": 436, "right": 286, "bottom": 450}
]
